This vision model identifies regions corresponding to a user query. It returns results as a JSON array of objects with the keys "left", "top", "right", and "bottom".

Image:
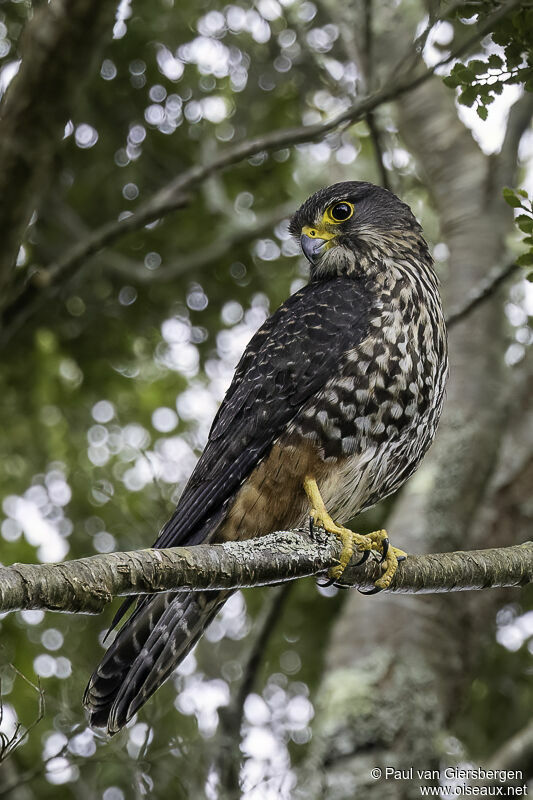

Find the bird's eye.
[{"left": 326, "top": 202, "right": 354, "bottom": 223}]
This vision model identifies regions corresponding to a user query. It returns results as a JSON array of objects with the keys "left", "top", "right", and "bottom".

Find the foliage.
[
  {"left": 443, "top": 2, "right": 533, "bottom": 120},
  {"left": 441, "top": 2, "right": 533, "bottom": 278},
  {"left": 503, "top": 187, "right": 533, "bottom": 278}
]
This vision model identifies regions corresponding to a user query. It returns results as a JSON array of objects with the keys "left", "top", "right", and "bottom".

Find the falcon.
[{"left": 84, "top": 181, "right": 448, "bottom": 733}]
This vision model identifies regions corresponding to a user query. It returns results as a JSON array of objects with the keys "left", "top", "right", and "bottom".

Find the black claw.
[
  {"left": 358, "top": 585, "right": 384, "bottom": 595},
  {"left": 397, "top": 555, "right": 407, "bottom": 562},
  {"left": 308, "top": 516, "right": 314, "bottom": 538},
  {"left": 378, "top": 537, "right": 389, "bottom": 564},
  {"left": 316, "top": 575, "right": 337, "bottom": 588},
  {"left": 354, "top": 550, "right": 370, "bottom": 566}
]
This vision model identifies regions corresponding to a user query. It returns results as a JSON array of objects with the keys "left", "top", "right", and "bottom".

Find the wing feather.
[
  {"left": 153, "top": 276, "right": 372, "bottom": 549},
  {"left": 86, "top": 275, "right": 373, "bottom": 731}
]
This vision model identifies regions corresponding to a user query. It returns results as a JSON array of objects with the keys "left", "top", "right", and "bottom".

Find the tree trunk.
[{"left": 0, "top": 0, "right": 116, "bottom": 289}]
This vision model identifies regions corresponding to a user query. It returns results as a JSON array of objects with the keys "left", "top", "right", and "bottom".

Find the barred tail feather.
[{"left": 83, "top": 590, "right": 229, "bottom": 734}]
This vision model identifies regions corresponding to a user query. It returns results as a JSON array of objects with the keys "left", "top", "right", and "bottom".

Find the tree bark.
[{"left": 0, "top": 534, "right": 531, "bottom": 615}]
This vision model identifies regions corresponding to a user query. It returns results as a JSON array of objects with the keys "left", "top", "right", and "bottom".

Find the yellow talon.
[{"left": 303, "top": 476, "right": 406, "bottom": 588}]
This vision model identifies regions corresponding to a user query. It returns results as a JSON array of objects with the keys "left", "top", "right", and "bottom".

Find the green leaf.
[
  {"left": 516, "top": 215, "right": 533, "bottom": 233},
  {"left": 488, "top": 54, "right": 504, "bottom": 69},
  {"left": 458, "top": 86, "right": 477, "bottom": 107},
  {"left": 516, "top": 252, "right": 533, "bottom": 267},
  {"left": 506, "top": 48, "right": 523, "bottom": 70},
  {"left": 455, "top": 64, "right": 475, "bottom": 81},
  {"left": 516, "top": 189, "right": 529, "bottom": 198},
  {"left": 467, "top": 59, "right": 487, "bottom": 75},
  {"left": 476, "top": 105, "right": 488, "bottom": 120},
  {"left": 443, "top": 74, "right": 461, "bottom": 88},
  {"left": 503, "top": 188, "right": 523, "bottom": 208}
]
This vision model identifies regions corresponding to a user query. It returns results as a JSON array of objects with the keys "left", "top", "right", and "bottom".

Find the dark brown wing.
[
  {"left": 84, "top": 276, "right": 373, "bottom": 733},
  {"left": 153, "top": 276, "right": 372, "bottom": 549}
]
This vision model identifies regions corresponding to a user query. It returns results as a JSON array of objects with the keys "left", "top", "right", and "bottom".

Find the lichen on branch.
[{"left": 0, "top": 531, "right": 531, "bottom": 616}]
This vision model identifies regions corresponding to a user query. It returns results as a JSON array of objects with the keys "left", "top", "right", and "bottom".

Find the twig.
[
  {"left": 0, "top": 667, "right": 45, "bottom": 764},
  {"left": 366, "top": 112, "right": 392, "bottom": 191},
  {"left": 0, "top": 0, "right": 519, "bottom": 341},
  {"left": 0, "top": 533, "right": 531, "bottom": 616},
  {"left": 361, "top": 0, "right": 392, "bottom": 190},
  {"left": 0, "top": 745, "right": 68, "bottom": 799},
  {"left": 446, "top": 261, "right": 520, "bottom": 327},
  {"left": 106, "top": 203, "right": 294, "bottom": 284},
  {"left": 36, "top": 195, "right": 292, "bottom": 286},
  {"left": 487, "top": 718, "right": 533, "bottom": 772},
  {"left": 0, "top": 743, "right": 120, "bottom": 799}
]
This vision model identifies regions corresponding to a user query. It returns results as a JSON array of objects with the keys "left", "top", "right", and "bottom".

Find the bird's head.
[{"left": 289, "top": 181, "right": 427, "bottom": 280}]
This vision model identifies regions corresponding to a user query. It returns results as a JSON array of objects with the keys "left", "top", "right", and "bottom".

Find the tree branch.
[
  {"left": 361, "top": 0, "right": 392, "bottom": 190},
  {"left": 0, "top": 533, "right": 531, "bottom": 616},
  {"left": 445, "top": 261, "right": 521, "bottom": 327},
  {"left": 0, "top": 0, "right": 520, "bottom": 340},
  {"left": 105, "top": 203, "right": 294, "bottom": 284},
  {"left": 0, "top": 81, "right": 420, "bottom": 326},
  {"left": 365, "top": 112, "right": 392, "bottom": 191},
  {"left": 0, "top": 0, "right": 116, "bottom": 289},
  {"left": 487, "top": 718, "right": 533, "bottom": 773}
]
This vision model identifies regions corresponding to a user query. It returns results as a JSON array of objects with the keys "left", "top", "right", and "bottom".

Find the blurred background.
[{"left": 0, "top": 0, "right": 532, "bottom": 798}]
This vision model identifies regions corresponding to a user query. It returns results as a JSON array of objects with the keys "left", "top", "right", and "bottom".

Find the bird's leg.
[{"left": 303, "top": 476, "right": 406, "bottom": 588}]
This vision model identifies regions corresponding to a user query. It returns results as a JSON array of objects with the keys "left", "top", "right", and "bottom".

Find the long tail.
[{"left": 83, "top": 589, "right": 229, "bottom": 734}]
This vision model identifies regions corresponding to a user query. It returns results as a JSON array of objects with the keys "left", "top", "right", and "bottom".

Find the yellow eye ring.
[{"left": 324, "top": 201, "right": 354, "bottom": 224}]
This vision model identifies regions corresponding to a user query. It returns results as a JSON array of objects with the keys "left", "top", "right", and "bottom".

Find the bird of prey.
[{"left": 84, "top": 181, "right": 448, "bottom": 734}]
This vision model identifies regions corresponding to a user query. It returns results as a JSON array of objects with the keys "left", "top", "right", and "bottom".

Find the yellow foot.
[
  {"left": 303, "top": 476, "right": 406, "bottom": 589},
  {"left": 374, "top": 544, "right": 407, "bottom": 590}
]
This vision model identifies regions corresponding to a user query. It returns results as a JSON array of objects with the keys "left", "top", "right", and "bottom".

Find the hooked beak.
[{"left": 300, "top": 234, "right": 329, "bottom": 265}]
